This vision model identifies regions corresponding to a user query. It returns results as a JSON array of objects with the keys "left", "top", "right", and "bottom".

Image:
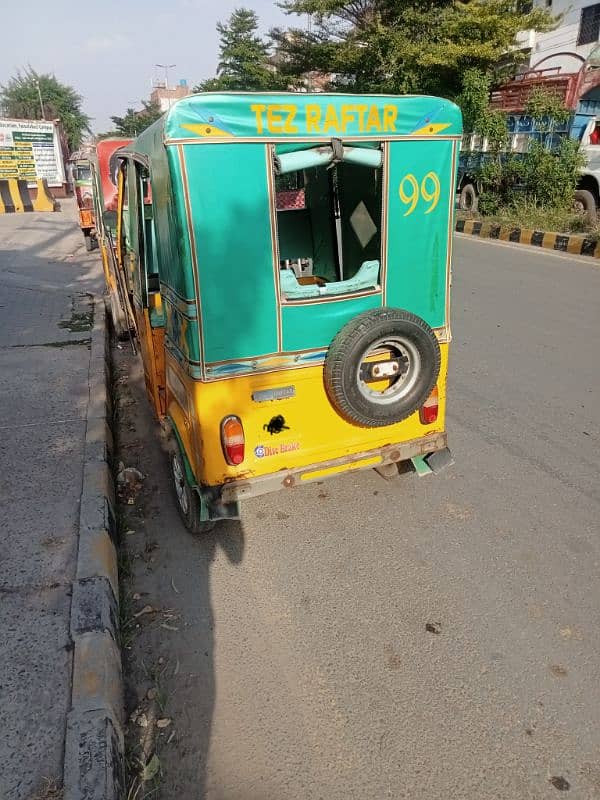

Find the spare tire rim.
[
  {"left": 172, "top": 453, "right": 189, "bottom": 515},
  {"left": 356, "top": 336, "right": 421, "bottom": 405}
]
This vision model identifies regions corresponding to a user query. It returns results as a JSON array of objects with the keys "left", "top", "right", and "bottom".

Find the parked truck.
[{"left": 457, "top": 68, "right": 600, "bottom": 218}]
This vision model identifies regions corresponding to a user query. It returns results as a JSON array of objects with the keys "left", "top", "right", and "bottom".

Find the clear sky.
[{"left": 0, "top": 0, "right": 301, "bottom": 132}]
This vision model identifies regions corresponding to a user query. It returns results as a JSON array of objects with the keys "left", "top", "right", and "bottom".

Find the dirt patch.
[
  {"left": 112, "top": 339, "right": 177, "bottom": 799},
  {"left": 30, "top": 777, "right": 62, "bottom": 800},
  {"left": 58, "top": 293, "right": 94, "bottom": 333}
]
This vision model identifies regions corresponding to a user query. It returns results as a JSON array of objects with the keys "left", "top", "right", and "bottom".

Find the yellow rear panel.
[{"left": 167, "top": 344, "right": 448, "bottom": 486}]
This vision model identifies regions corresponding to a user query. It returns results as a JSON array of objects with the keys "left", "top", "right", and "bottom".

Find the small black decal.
[{"left": 264, "top": 415, "right": 289, "bottom": 435}]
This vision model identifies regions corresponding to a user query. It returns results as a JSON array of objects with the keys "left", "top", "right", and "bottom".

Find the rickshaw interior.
[
  {"left": 120, "top": 159, "right": 161, "bottom": 300},
  {"left": 274, "top": 141, "right": 383, "bottom": 299}
]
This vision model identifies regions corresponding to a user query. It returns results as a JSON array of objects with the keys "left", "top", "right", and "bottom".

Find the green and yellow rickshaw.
[{"left": 113, "top": 92, "right": 462, "bottom": 532}]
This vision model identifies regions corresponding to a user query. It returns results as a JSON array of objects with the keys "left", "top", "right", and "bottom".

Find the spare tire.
[
  {"left": 573, "top": 189, "right": 597, "bottom": 223},
  {"left": 324, "top": 308, "right": 441, "bottom": 427}
]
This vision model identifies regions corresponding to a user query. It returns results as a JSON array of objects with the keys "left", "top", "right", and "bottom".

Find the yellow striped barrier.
[
  {"left": 0, "top": 178, "right": 58, "bottom": 213},
  {"left": 455, "top": 217, "right": 600, "bottom": 259}
]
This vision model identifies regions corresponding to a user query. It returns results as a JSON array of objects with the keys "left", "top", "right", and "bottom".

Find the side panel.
[
  {"left": 158, "top": 145, "right": 202, "bottom": 366},
  {"left": 135, "top": 308, "right": 166, "bottom": 419},
  {"left": 182, "top": 143, "right": 279, "bottom": 363},
  {"left": 162, "top": 146, "right": 198, "bottom": 306},
  {"left": 386, "top": 139, "right": 455, "bottom": 330}
]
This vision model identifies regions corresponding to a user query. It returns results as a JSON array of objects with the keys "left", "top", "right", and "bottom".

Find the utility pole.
[
  {"left": 305, "top": 16, "right": 312, "bottom": 92},
  {"left": 155, "top": 63, "right": 176, "bottom": 90},
  {"left": 34, "top": 79, "right": 46, "bottom": 120}
]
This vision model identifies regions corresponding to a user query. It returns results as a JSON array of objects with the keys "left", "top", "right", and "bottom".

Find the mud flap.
[
  {"left": 198, "top": 487, "right": 241, "bottom": 521},
  {"left": 411, "top": 455, "right": 433, "bottom": 477},
  {"left": 425, "top": 447, "right": 454, "bottom": 473},
  {"left": 411, "top": 447, "right": 454, "bottom": 477}
]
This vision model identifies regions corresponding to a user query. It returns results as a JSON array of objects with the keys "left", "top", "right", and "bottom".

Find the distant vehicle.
[
  {"left": 111, "top": 92, "right": 462, "bottom": 533},
  {"left": 88, "top": 138, "right": 134, "bottom": 336},
  {"left": 457, "top": 68, "right": 600, "bottom": 219},
  {"left": 71, "top": 157, "right": 97, "bottom": 250}
]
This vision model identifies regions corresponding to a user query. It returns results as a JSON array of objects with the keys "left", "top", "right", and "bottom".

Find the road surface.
[{"left": 118, "top": 235, "right": 600, "bottom": 800}]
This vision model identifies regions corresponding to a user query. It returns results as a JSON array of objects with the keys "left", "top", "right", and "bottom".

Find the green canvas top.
[
  {"left": 137, "top": 92, "right": 462, "bottom": 144},
  {"left": 122, "top": 92, "right": 462, "bottom": 374}
]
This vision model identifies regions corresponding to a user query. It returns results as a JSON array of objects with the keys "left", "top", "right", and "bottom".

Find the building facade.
[
  {"left": 150, "top": 81, "right": 192, "bottom": 113},
  {"left": 493, "top": 1, "right": 600, "bottom": 114},
  {"left": 517, "top": 0, "right": 600, "bottom": 74}
]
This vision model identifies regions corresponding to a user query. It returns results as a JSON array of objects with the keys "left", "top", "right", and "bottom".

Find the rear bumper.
[{"left": 220, "top": 431, "right": 447, "bottom": 502}]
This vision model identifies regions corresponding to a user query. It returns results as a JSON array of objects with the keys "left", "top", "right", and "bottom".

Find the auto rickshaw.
[
  {"left": 89, "top": 138, "right": 134, "bottom": 337},
  {"left": 71, "top": 156, "right": 96, "bottom": 251},
  {"left": 114, "top": 92, "right": 462, "bottom": 532}
]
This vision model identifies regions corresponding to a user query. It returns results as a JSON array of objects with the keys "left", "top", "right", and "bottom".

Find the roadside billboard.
[{"left": 0, "top": 119, "right": 66, "bottom": 187}]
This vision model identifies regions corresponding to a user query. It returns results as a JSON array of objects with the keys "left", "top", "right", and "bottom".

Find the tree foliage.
[
  {"left": 195, "top": 8, "right": 286, "bottom": 91},
  {"left": 472, "top": 80, "right": 583, "bottom": 216},
  {"left": 457, "top": 68, "right": 508, "bottom": 148},
  {"left": 106, "top": 100, "right": 163, "bottom": 138},
  {"left": 524, "top": 86, "right": 571, "bottom": 129},
  {"left": 272, "top": 0, "right": 557, "bottom": 98},
  {"left": 0, "top": 67, "right": 91, "bottom": 151}
]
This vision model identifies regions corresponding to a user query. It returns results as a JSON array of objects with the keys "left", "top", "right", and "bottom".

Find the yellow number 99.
[
  {"left": 421, "top": 171, "right": 441, "bottom": 214},
  {"left": 399, "top": 174, "right": 419, "bottom": 216}
]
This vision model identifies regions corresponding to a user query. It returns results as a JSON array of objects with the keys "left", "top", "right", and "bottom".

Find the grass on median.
[{"left": 458, "top": 201, "right": 600, "bottom": 240}]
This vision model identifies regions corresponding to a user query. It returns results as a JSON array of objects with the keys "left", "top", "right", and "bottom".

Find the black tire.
[
  {"left": 324, "top": 308, "right": 441, "bottom": 428},
  {"left": 573, "top": 189, "right": 597, "bottom": 222},
  {"left": 169, "top": 442, "right": 215, "bottom": 535},
  {"left": 459, "top": 182, "right": 478, "bottom": 213},
  {"left": 84, "top": 233, "right": 93, "bottom": 252}
]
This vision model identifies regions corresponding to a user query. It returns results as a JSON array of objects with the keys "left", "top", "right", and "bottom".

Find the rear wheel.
[
  {"left": 84, "top": 232, "right": 93, "bottom": 252},
  {"left": 459, "top": 182, "right": 478, "bottom": 213},
  {"left": 170, "top": 442, "right": 215, "bottom": 535},
  {"left": 573, "top": 189, "right": 597, "bottom": 223}
]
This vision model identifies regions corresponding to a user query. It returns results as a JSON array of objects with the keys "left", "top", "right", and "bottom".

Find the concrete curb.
[
  {"left": 455, "top": 218, "right": 600, "bottom": 258},
  {"left": 64, "top": 298, "right": 125, "bottom": 800}
]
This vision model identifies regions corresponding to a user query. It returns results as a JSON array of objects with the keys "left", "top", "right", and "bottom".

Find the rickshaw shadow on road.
[
  {"left": 165, "top": 518, "right": 246, "bottom": 798},
  {"left": 115, "top": 346, "right": 246, "bottom": 798},
  {"left": 203, "top": 519, "right": 246, "bottom": 564}
]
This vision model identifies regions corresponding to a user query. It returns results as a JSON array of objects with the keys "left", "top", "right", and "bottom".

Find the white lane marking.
[{"left": 455, "top": 232, "right": 600, "bottom": 269}]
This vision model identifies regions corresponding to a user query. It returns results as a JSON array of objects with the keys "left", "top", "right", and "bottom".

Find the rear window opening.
[
  {"left": 273, "top": 141, "right": 383, "bottom": 300},
  {"left": 74, "top": 165, "right": 92, "bottom": 181}
]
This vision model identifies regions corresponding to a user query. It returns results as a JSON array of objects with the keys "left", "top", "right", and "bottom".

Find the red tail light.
[
  {"left": 221, "top": 415, "right": 245, "bottom": 465},
  {"left": 420, "top": 386, "right": 439, "bottom": 425}
]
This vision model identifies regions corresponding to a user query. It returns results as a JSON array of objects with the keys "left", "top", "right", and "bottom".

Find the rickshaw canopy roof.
[{"left": 150, "top": 92, "right": 462, "bottom": 143}]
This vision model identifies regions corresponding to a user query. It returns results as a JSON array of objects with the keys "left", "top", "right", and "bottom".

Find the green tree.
[
  {"left": 524, "top": 85, "right": 571, "bottom": 130},
  {"left": 0, "top": 67, "right": 91, "bottom": 151},
  {"left": 195, "top": 8, "right": 286, "bottom": 91},
  {"left": 470, "top": 80, "right": 584, "bottom": 215},
  {"left": 272, "top": 0, "right": 557, "bottom": 98},
  {"left": 457, "top": 68, "right": 508, "bottom": 148},
  {"left": 106, "top": 100, "right": 163, "bottom": 138}
]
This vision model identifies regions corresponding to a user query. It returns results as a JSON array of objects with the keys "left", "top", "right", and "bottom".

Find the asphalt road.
[{"left": 119, "top": 236, "right": 600, "bottom": 800}]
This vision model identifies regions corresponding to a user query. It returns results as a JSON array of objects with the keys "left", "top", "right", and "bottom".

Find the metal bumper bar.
[{"left": 220, "top": 431, "right": 448, "bottom": 503}]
